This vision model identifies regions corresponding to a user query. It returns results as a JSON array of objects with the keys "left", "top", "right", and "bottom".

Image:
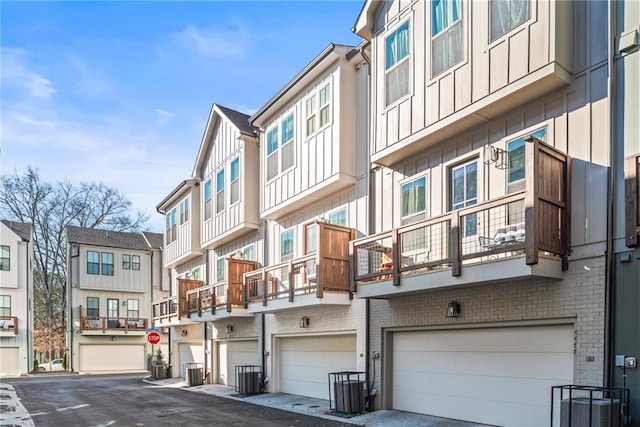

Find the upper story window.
[
  {"left": 401, "top": 176, "right": 426, "bottom": 225},
  {"left": 230, "top": 157, "right": 240, "bottom": 205},
  {"left": 132, "top": 255, "right": 140, "bottom": 271},
  {"left": 432, "top": 0, "right": 463, "bottom": 76},
  {"left": 87, "top": 251, "right": 100, "bottom": 275},
  {"left": 243, "top": 244, "right": 255, "bottom": 261},
  {"left": 204, "top": 179, "right": 212, "bottom": 220},
  {"left": 329, "top": 208, "right": 347, "bottom": 226},
  {"left": 0, "top": 246, "right": 9, "bottom": 271},
  {"left": 451, "top": 159, "right": 478, "bottom": 236},
  {"left": 127, "top": 299, "right": 139, "bottom": 318},
  {"left": 266, "top": 114, "right": 295, "bottom": 181},
  {"left": 101, "top": 252, "right": 114, "bottom": 276},
  {"left": 123, "top": 254, "right": 131, "bottom": 270},
  {"left": 192, "top": 268, "right": 201, "bottom": 280},
  {"left": 216, "top": 169, "right": 225, "bottom": 214},
  {"left": 179, "top": 197, "right": 189, "bottom": 225},
  {"left": 216, "top": 257, "right": 225, "bottom": 282},
  {"left": 385, "top": 21, "right": 410, "bottom": 105},
  {"left": 507, "top": 128, "right": 546, "bottom": 193},
  {"left": 306, "top": 85, "right": 332, "bottom": 138},
  {"left": 319, "top": 85, "right": 331, "bottom": 127},
  {"left": 165, "top": 208, "right": 177, "bottom": 244},
  {"left": 490, "top": 0, "right": 530, "bottom": 42},
  {"left": 281, "top": 228, "right": 294, "bottom": 262},
  {"left": 305, "top": 223, "right": 318, "bottom": 255},
  {"left": 305, "top": 95, "right": 317, "bottom": 136},
  {"left": 86, "top": 296, "right": 99, "bottom": 317},
  {"left": 0, "top": 295, "right": 10, "bottom": 316}
]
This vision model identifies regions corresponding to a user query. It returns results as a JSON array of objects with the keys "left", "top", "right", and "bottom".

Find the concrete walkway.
[{"left": 143, "top": 376, "right": 491, "bottom": 427}]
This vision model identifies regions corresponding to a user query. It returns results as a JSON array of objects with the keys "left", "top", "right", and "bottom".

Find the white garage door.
[
  {"left": 218, "top": 340, "right": 259, "bottom": 386},
  {"left": 393, "top": 324, "right": 574, "bottom": 426},
  {"left": 279, "top": 335, "right": 356, "bottom": 399},
  {"left": 0, "top": 347, "right": 20, "bottom": 376},
  {"left": 79, "top": 345, "right": 145, "bottom": 372},
  {"left": 178, "top": 342, "right": 204, "bottom": 378}
]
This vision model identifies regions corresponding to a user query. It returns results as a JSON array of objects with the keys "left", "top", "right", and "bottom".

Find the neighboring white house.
[
  {"left": 66, "top": 226, "right": 167, "bottom": 374},
  {"left": 0, "top": 220, "right": 34, "bottom": 377}
]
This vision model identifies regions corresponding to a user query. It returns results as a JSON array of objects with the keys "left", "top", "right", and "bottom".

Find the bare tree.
[{"left": 0, "top": 167, "right": 148, "bottom": 361}]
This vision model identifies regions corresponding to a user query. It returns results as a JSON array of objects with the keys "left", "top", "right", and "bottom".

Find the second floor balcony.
[
  {"left": 0, "top": 316, "right": 18, "bottom": 336},
  {"left": 351, "top": 137, "right": 569, "bottom": 299},
  {"left": 186, "top": 259, "right": 258, "bottom": 320},
  {"left": 78, "top": 306, "right": 148, "bottom": 336},
  {"left": 245, "top": 222, "right": 355, "bottom": 313},
  {"left": 152, "top": 278, "right": 203, "bottom": 326}
]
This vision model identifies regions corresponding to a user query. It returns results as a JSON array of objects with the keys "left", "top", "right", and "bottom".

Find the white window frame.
[
  {"left": 489, "top": 0, "right": 531, "bottom": 43},
  {"left": 242, "top": 244, "right": 256, "bottom": 261},
  {"left": 450, "top": 158, "right": 478, "bottom": 237},
  {"left": 431, "top": 0, "right": 464, "bottom": 77},
  {"left": 216, "top": 168, "right": 225, "bottom": 214},
  {"left": 507, "top": 127, "right": 547, "bottom": 194},
  {"left": 203, "top": 179, "right": 212, "bottom": 221},
  {"left": 385, "top": 20, "right": 411, "bottom": 106},
  {"left": 328, "top": 208, "right": 347, "bottom": 226},
  {"left": 280, "top": 228, "right": 294, "bottom": 262},
  {"left": 400, "top": 174, "right": 428, "bottom": 225},
  {"left": 280, "top": 113, "right": 295, "bottom": 172},
  {"left": 305, "top": 94, "right": 317, "bottom": 137},
  {"left": 216, "top": 257, "right": 225, "bottom": 282},
  {"left": 179, "top": 196, "right": 189, "bottom": 225},
  {"left": 266, "top": 126, "right": 279, "bottom": 181},
  {"left": 126, "top": 299, "right": 139, "bottom": 319},
  {"left": 230, "top": 157, "right": 240, "bottom": 205}
]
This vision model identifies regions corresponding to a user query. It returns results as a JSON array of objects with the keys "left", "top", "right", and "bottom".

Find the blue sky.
[{"left": 1, "top": 1, "right": 364, "bottom": 232}]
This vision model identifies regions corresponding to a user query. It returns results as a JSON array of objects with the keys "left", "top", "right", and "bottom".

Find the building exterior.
[
  {"left": 66, "top": 226, "right": 167, "bottom": 373},
  {"left": 0, "top": 220, "right": 34, "bottom": 377},
  {"left": 352, "top": 0, "right": 610, "bottom": 425}
]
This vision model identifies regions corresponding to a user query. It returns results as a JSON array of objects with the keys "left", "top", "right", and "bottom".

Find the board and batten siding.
[
  {"left": 370, "top": 0, "right": 573, "bottom": 157},
  {"left": 75, "top": 289, "right": 152, "bottom": 318},
  {"left": 261, "top": 63, "right": 359, "bottom": 218},
  {"left": 76, "top": 245, "right": 150, "bottom": 292},
  {"left": 164, "top": 188, "right": 200, "bottom": 266}
]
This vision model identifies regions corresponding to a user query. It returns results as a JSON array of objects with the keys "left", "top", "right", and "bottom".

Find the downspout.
[
  {"left": 69, "top": 244, "right": 80, "bottom": 372},
  {"left": 603, "top": 0, "right": 616, "bottom": 388},
  {"left": 261, "top": 222, "right": 268, "bottom": 389},
  {"left": 204, "top": 249, "right": 210, "bottom": 383},
  {"left": 25, "top": 240, "right": 31, "bottom": 374}
]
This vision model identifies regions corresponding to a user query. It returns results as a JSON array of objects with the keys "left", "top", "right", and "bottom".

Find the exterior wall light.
[
  {"left": 225, "top": 325, "right": 233, "bottom": 334},
  {"left": 447, "top": 301, "right": 461, "bottom": 318},
  {"left": 300, "top": 316, "right": 310, "bottom": 328}
]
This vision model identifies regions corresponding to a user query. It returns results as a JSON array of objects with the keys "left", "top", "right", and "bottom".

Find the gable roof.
[
  {"left": 192, "top": 103, "right": 258, "bottom": 178},
  {"left": 1, "top": 220, "right": 32, "bottom": 242},
  {"left": 142, "top": 231, "right": 164, "bottom": 249},
  {"left": 66, "top": 225, "right": 160, "bottom": 251}
]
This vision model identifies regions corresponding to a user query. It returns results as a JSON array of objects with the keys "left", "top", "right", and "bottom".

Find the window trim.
[
  {"left": 132, "top": 255, "right": 140, "bottom": 271},
  {"left": 328, "top": 208, "right": 347, "bottom": 226},
  {"left": 280, "top": 228, "right": 295, "bottom": 262},
  {"left": 203, "top": 179, "right": 213, "bottom": 221},
  {"left": 230, "top": 156, "right": 241, "bottom": 206},
  {"left": 242, "top": 244, "right": 256, "bottom": 261},
  {"left": 179, "top": 196, "right": 189, "bottom": 225},
  {"left": 216, "top": 257, "right": 226, "bottom": 282},
  {"left": 0, "top": 295, "right": 11, "bottom": 317},
  {"left": 101, "top": 252, "right": 114, "bottom": 276},
  {"left": 304, "top": 222, "right": 318, "bottom": 255},
  {"left": 126, "top": 299, "right": 139, "bottom": 319},
  {"left": 489, "top": 0, "right": 532, "bottom": 44},
  {"left": 266, "top": 112, "right": 296, "bottom": 182},
  {"left": 107, "top": 298, "right": 119, "bottom": 319},
  {"left": 400, "top": 173, "right": 428, "bottom": 225},
  {"left": 431, "top": 0, "right": 464, "bottom": 78},
  {"left": 87, "top": 250, "right": 100, "bottom": 275},
  {"left": 86, "top": 296, "right": 99, "bottom": 317},
  {"left": 449, "top": 157, "right": 479, "bottom": 237},
  {"left": 216, "top": 168, "right": 225, "bottom": 214},
  {"left": 384, "top": 19, "right": 412, "bottom": 106},
  {"left": 280, "top": 113, "right": 295, "bottom": 173},
  {"left": 122, "top": 254, "right": 131, "bottom": 270},
  {"left": 0, "top": 245, "right": 10, "bottom": 271}
]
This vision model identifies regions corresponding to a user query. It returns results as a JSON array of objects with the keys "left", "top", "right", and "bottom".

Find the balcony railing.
[
  {"left": 351, "top": 137, "right": 569, "bottom": 290},
  {"left": 186, "top": 259, "right": 258, "bottom": 317},
  {"left": 152, "top": 278, "right": 203, "bottom": 323},
  {"left": 0, "top": 316, "right": 18, "bottom": 335},
  {"left": 78, "top": 306, "right": 148, "bottom": 333},
  {"left": 245, "top": 222, "right": 354, "bottom": 307}
]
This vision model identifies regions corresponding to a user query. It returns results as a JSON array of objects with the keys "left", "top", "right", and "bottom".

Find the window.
[
  {"left": 180, "top": 197, "right": 189, "bottom": 224},
  {"left": 386, "top": 21, "right": 410, "bottom": 105},
  {"left": 432, "top": 0, "right": 463, "bottom": 76},
  {"left": 132, "top": 255, "right": 140, "bottom": 271},
  {"left": 329, "top": 209, "right": 347, "bottom": 226},
  {"left": 266, "top": 127, "right": 279, "bottom": 181},
  {"left": 216, "top": 169, "right": 225, "bottom": 214},
  {"left": 0, "top": 295, "right": 10, "bottom": 317},
  {"left": 192, "top": 268, "right": 201, "bottom": 280},
  {"left": 319, "top": 85, "right": 331, "bottom": 127},
  {"left": 507, "top": 128, "right": 546, "bottom": 193},
  {"left": 216, "top": 258, "right": 225, "bottom": 282},
  {"left": 243, "top": 244, "right": 255, "bottom": 261},
  {"left": 230, "top": 157, "right": 240, "bottom": 205},
  {"left": 87, "top": 251, "right": 100, "bottom": 275},
  {"left": 107, "top": 298, "right": 119, "bottom": 319},
  {"left": 165, "top": 208, "right": 177, "bottom": 244},
  {"left": 101, "top": 252, "right": 114, "bottom": 276},
  {"left": 86, "top": 297, "right": 99, "bottom": 317},
  {"left": 281, "top": 229, "right": 294, "bottom": 262},
  {"left": 123, "top": 254, "right": 131, "bottom": 270},
  {"left": 490, "top": 0, "right": 529, "bottom": 42},
  {"left": 451, "top": 160, "right": 478, "bottom": 236},
  {"left": 204, "top": 179, "right": 212, "bottom": 220},
  {"left": 305, "top": 223, "right": 318, "bottom": 255},
  {"left": 281, "top": 114, "right": 295, "bottom": 171},
  {"left": 0, "top": 246, "right": 9, "bottom": 271},
  {"left": 401, "top": 176, "right": 426, "bottom": 225},
  {"left": 306, "top": 95, "right": 317, "bottom": 136},
  {"left": 127, "top": 299, "right": 139, "bottom": 318}
]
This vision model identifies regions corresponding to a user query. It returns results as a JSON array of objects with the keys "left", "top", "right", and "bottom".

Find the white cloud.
[
  {"left": 1, "top": 48, "right": 56, "bottom": 99},
  {"left": 154, "top": 109, "right": 175, "bottom": 126},
  {"left": 159, "top": 21, "right": 249, "bottom": 61}
]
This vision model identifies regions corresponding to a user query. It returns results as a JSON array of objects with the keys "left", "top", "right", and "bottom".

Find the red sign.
[{"left": 147, "top": 331, "right": 161, "bottom": 345}]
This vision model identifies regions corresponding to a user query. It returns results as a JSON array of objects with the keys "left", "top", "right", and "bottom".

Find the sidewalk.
[{"left": 143, "top": 376, "right": 490, "bottom": 427}]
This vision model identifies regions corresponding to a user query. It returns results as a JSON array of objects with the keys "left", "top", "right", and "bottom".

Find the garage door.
[
  {"left": 393, "top": 324, "right": 574, "bottom": 426},
  {"left": 0, "top": 347, "right": 20, "bottom": 376},
  {"left": 279, "top": 335, "right": 356, "bottom": 399},
  {"left": 79, "top": 345, "right": 145, "bottom": 372},
  {"left": 218, "top": 340, "right": 259, "bottom": 386},
  {"left": 178, "top": 342, "right": 204, "bottom": 379}
]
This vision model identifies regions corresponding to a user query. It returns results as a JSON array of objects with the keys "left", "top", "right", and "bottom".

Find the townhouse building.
[
  {"left": 0, "top": 220, "right": 33, "bottom": 377},
  {"left": 66, "top": 226, "right": 167, "bottom": 373}
]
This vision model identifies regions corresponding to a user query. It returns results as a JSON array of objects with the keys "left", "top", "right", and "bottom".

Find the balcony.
[
  {"left": 351, "top": 138, "right": 569, "bottom": 299},
  {"left": 186, "top": 259, "right": 258, "bottom": 320},
  {"left": 0, "top": 316, "right": 18, "bottom": 335},
  {"left": 245, "top": 222, "right": 355, "bottom": 313},
  {"left": 78, "top": 306, "right": 148, "bottom": 336},
  {"left": 152, "top": 279, "right": 203, "bottom": 326}
]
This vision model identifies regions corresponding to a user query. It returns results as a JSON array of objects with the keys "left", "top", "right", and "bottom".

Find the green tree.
[{"left": 0, "top": 167, "right": 148, "bottom": 361}]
